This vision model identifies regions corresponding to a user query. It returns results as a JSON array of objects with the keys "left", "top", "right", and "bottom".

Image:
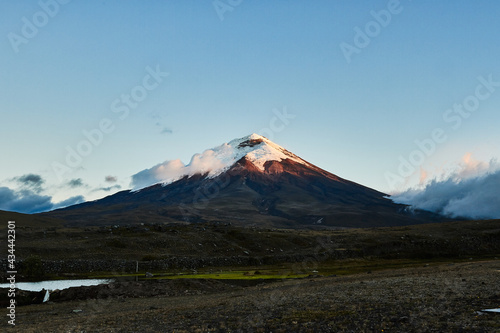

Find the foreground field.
[
  {"left": 1, "top": 218, "right": 500, "bottom": 281},
  {"left": 4, "top": 260, "right": 500, "bottom": 332},
  {"left": 1, "top": 216, "right": 499, "bottom": 331}
]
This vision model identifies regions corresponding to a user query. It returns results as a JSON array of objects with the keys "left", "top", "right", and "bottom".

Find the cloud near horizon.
[
  {"left": 0, "top": 186, "right": 84, "bottom": 214},
  {"left": 131, "top": 145, "right": 233, "bottom": 190},
  {"left": 391, "top": 155, "right": 500, "bottom": 219},
  {"left": 92, "top": 184, "right": 122, "bottom": 193},
  {"left": 0, "top": 173, "right": 85, "bottom": 214},
  {"left": 131, "top": 158, "right": 205, "bottom": 190}
]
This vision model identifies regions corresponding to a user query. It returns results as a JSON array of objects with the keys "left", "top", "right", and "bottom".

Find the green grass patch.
[
  {"left": 155, "top": 270, "right": 308, "bottom": 280},
  {"left": 88, "top": 268, "right": 308, "bottom": 280},
  {"left": 50, "top": 256, "right": 500, "bottom": 282}
]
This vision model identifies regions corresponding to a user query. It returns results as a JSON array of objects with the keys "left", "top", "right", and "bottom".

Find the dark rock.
[{"left": 0, "top": 288, "right": 46, "bottom": 306}]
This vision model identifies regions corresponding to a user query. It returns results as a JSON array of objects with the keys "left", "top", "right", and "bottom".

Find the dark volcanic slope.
[
  {"left": 0, "top": 210, "right": 63, "bottom": 230},
  {"left": 44, "top": 157, "right": 443, "bottom": 228}
]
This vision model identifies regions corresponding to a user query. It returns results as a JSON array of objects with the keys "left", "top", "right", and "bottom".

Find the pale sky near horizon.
[{"left": 2, "top": 0, "right": 500, "bottom": 214}]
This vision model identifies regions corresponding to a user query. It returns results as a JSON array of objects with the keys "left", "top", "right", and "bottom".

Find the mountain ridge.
[
  {"left": 44, "top": 134, "right": 447, "bottom": 228},
  {"left": 131, "top": 133, "right": 311, "bottom": 190}
]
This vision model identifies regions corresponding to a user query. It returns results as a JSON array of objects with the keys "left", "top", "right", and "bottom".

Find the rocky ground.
[
  {"left": 3, "top": 260, "right": 500, "bottom": 332},
  {"left": 2, "top": 219, "right": 500, "bottom": 281}
]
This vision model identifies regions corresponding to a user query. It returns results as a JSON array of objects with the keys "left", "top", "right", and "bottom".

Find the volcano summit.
[{"left": 46, "top": 134, "right": 442, "bottom": 228}]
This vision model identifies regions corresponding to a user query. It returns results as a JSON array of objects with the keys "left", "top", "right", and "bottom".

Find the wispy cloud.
[
  {"left": 67, "top": 178, "right": 86, "bottom": 188},
  {"left": 150, "top": 112, "right": 172, "bottom": 135},
  {"left": 130, "top": 144, "right": 234, "bottom": 190},
  {"left": 13, "top": 173, "right": 44, "bottom": 193},
  {"left": 105, "top": 175, "right": 118, "bottom": 183},
  {"left": 160, "top": 127, "right": 173, "bottom": 134},
  {"left": 92, "top": 185, "right": 122, "bottom": 193},
  {"left": 131, "top": 159, "right": 187, "bottom": 190},
  {"left": 391, "top": 155, "right": 500, "bottom": 219}
]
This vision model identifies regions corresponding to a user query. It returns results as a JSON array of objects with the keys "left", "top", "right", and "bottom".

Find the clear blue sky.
[{"left": 2, "top": 0, "right": 500, "bottom": 213}]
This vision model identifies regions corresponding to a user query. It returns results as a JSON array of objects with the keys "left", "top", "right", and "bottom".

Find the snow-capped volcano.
[
  {"left": 48, "top": 134, "right": 447, "bottom": 228},
  {"left": 131, "top": 134, "right": 309, "bottom": 190},
  {"left": 225, "top": 133, "right": 309, "bottom": 171}
]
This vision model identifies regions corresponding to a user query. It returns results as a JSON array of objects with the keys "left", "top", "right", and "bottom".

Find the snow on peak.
[
  {"left": 130, "top": 134, "right": 307, "bottom": 190},
  {"left": 248, "top": 133, "right": 265, "bottom": 140},
  {"left": 232, "top": 134, "right": 306, "bottom": 170}
]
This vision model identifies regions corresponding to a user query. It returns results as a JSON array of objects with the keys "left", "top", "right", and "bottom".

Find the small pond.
[{"left": 0, "top": 279, "right": 113, "bottom": 302}]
